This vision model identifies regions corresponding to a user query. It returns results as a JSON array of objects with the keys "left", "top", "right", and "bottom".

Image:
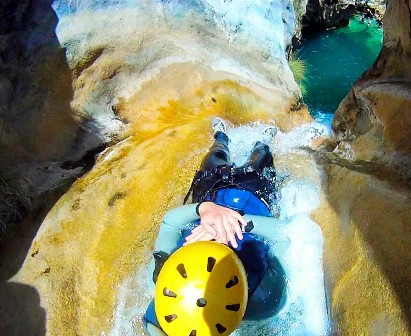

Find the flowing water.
[{"left": 299, "top": 16, "right": 383, "bottom": 128}]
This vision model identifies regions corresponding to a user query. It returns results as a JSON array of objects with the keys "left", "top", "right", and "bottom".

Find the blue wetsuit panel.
[
  {"left": 143, "top": 301, "right": 159, "bottom": 330},
  {"left": 206, "top": 188, "right": 272, "bottom": 216}
]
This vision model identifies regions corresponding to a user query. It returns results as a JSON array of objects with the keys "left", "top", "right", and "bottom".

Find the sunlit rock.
[{"left": 318, "top": 0, "right": 411, "bottom": 334}]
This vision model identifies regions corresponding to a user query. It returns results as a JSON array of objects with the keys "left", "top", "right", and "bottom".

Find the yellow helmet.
[{"left": 154, "top": 241, "right": 248, "bottom": 336}]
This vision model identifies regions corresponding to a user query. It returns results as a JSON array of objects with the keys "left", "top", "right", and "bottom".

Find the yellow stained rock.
[{"left": 13, "top": 81, "right": 304, "bottom": 335}]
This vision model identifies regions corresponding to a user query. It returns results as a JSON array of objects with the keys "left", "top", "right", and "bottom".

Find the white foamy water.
[
  {"left": 232, "top": 213, "right": 328, "bottom": 336},
  {"left": 231, "top": 122, "right": 329, "bottom": 335},
  {"left": 227, "top": 122, "right": 329, "bottom": 161},
  {"left": 108, "top": 122, "right": 330, "bottom": 336},
  {"left": 108, "top": 265, "right": 153, "bottom": 336}
]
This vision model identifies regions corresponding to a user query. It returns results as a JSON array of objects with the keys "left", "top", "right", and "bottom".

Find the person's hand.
[
  {"left": 185, "top": 202, "right": 247, "bottom": 248},
  {"left": 183, "top": 225, "right": 217, "bottom": 245},
  {"left": 184, "top": 225, "right": 235, "bottom": 245}
]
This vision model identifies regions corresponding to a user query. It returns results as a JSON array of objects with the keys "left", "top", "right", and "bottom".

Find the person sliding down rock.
[{"left": 143, "top": 118, "right": 287, "bottom": 336}]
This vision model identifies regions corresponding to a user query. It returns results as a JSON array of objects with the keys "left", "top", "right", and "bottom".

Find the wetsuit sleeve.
[
  {"left": 148, "top": 203, "right": 200, "bottom": 288},
  {"left": 242, "top": 214, "right": 290, "bottom": 239},
  {"left": 154, "top": 203, "right": 199, "bottom": 254}
]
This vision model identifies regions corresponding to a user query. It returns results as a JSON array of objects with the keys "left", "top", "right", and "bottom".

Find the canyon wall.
[
  {"left": 315, "top": 0, "right": 411, "bottom": 334},
  {"left": 1, "top": 1, "right": 310, "bottom": 335},
  {"left": 0, "top": 0, "right": 114, "bottom": 236},
  {"left": 0, "top": 0, "right": 302, "bottom": 221},
  {"left": 1, "top": 0, "right": 410, "bottom": 335},
  {"left": 293, "top": 0, "right": 357, "bottom": 43}
]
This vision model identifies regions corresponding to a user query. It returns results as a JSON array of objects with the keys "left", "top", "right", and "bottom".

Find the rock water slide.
[{"left": 1, "top": 0, "right": 410, "bottom": 336}]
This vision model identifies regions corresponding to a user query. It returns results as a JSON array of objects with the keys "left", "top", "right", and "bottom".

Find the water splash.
[{"left": 109, "top": 262, "right": 153, "bottom": 336}]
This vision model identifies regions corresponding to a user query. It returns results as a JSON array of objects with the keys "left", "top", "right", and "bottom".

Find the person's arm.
[
  {"left": 154, "top": 203, "right": 199, "bottom": 254},
  {"left": 241, "top": 214, "right": 289, "bottom": 238},
  {"left": 148, "top": 203, "right": 200, "bottom": 287},
  {"left": 150, "top": 202, "right": 246, "bottom": 286},
  {"left": 185, "top": 213, "right": 292, "bottom": 244},
  {"left": 185, "top": 201, "right": 247, "bottom": 248}
]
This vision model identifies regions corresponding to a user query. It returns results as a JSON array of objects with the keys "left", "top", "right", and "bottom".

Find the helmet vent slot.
[
  {"left": 164, "top": 314, "right": 177, "bottom": 323},
  {"left": 163, "top": 287, "right": 177, "bottom": 298},
  {"left": 196, "top": 298, "right": 207, "bottom": 307},
  {"left": 177, "top": 263, "right": 187, "bottom": 278},
  {"left": 216, "top": 323, "right": 227, "bottom": 334},
  {"left": 225, "top": 276, "right": 239, "bottom": 288},
  {"left": 225, "top": 304, "right": 241, "bottom": 311},
  {"left": 189, "top": 331, "right": 197, "bottom": 336},
  {"left": 207, "top": 257, "right": 216, "bottom": 272}
]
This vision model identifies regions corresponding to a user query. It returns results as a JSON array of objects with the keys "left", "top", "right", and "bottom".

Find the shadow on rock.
[
  {"left": 0, "top": 0, "right": 111, "bottom": 333},
  {"left": 0, "top": 281, "right": 46, "bottom": 336},
  {"left": 0, "top": 0, "right": 108, "bottom": 245},
  {"left": 350, "top": 185, "right": 411, "bottom": 329},
  {"left": 322, "top": 159, "right": 411, "bottom": 331}
]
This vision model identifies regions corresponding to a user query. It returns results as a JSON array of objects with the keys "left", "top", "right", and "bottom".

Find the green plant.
[{"left": 289, "top": 53, "right": 308, "bottom": 96}]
